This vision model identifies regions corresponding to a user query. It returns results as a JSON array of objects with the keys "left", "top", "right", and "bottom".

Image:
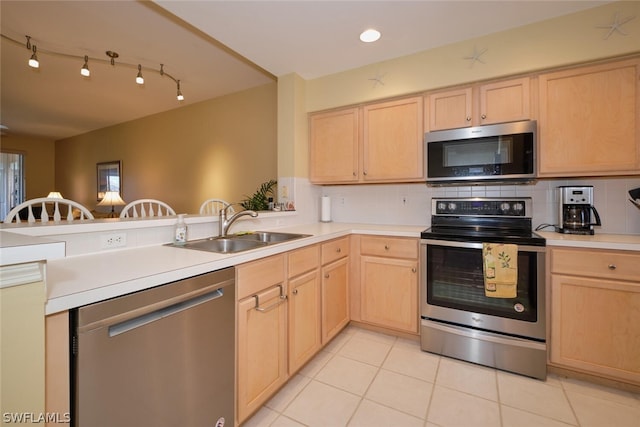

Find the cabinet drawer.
[
  {"left": 288, "top": 245, "right": 320, "bottom": 278},
  {"left": 551, "top": 247, "right": 640, "bottom": 282},
  {"left": 321, "top": 237, "right": 350, "bottom": 265},
  {"left": 360, "top": 235, "right": 418, "bottom": 259},
  {"left": 237, "top": 254, "right": 285, "bottom": 300}
]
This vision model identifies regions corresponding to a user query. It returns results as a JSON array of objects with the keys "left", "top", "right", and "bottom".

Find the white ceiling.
[{"left": 1, "top": 1, "right": 610, "bottom": 140}]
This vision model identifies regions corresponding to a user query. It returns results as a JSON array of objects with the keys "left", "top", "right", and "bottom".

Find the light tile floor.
[{"left": 243, "top": 326, "right": 640, "bottom": 427}]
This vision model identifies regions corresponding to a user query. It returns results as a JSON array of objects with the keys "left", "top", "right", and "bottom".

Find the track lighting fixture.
[
  {"left": 5, "top": 34, "right": 185, "bottom": 101},
  {"left": 176, "top": 80, "right": 184, "bottom": 101},
  {"left": 136, "top": 64, "right": 144, "bottom": 85},
  {"left": 29, "top": 45, "right": 39, "bottom": 68},
  {"left": 25, "top": 36, "right": 39, "bottom": 68},
  {"left": 81, "top": 55, "right": 90, "bottom": 77}
]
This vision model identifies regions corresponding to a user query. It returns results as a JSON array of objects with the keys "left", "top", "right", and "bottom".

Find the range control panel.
[{"left": 432, "top": 198, "right": 531, "bottom": 218}]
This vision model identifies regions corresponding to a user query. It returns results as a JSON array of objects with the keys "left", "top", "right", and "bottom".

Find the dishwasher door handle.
[{"left": 109, "top": 288, "right": 224, "bottom": 337}]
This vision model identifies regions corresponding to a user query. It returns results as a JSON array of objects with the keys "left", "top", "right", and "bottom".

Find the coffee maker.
[{"left": 557, "top": 186, "right": 601, "bottom": 235}]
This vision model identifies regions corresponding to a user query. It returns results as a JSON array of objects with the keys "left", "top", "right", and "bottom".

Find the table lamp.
[{"left": 98, "top": 191, "right": 126, "bottom": 217}]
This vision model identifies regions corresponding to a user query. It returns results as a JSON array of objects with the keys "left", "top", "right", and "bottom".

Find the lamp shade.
[
  {"left": 47, "top": 191, "right": 63, "bottom": 199},
  {"left": 98, "top": 191, "right": 126, "bottom": 207}
]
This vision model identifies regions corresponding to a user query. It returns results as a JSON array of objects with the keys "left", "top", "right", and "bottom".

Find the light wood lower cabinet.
[
  {"left": 550, "top": 247, "right": 640, "bottom": 386},
  {"left": 236, "top": 254, "right": 288, "bottom": 423},
  {"left": 287, "top": 245, "right": 322, "bottom": 375},
  {"left": 321, "top": 237, "right": 350, "bottom": 344},
  {"left": 358, "top": 236, "right": 419, "bottom": 334}
]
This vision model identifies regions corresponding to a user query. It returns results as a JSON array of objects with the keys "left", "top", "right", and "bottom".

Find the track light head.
[
  {"left": 176, "top": 80, "right": 184, "bottom": 101},
  {"left": 136, "top": 64, "right": 144, "bottom": 85},
  {"left": 81, "top": 55, "right": 90, "bottom": 77},
  {"left": 28, "top": 45, "right": 39, "bottom": 68},
  {"left": 105, "top": 50, "right": 119, "bottom": 66}
]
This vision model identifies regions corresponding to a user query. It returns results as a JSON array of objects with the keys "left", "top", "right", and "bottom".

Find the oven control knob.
[
  {"left": 438, "top": 202, "right": 447, "bottom": 211},
  {"left": 448, "top": 202, "right": 457, "bottom": 211},
  {"left": 513, "top": 203, "right": 524, "bottom": 212},
  {"left": 500, "top": 202, "right": 510, "bottom": 212}
]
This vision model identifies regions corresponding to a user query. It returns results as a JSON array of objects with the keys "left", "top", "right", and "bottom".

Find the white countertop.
[
  {"left": 0, "top": 231, "right": 66, "bottom": 268},
  {"left": 45, "top": 223, "right": 424, "bottom": 314},
  {"left": 10, "top": 222, "right": 637, "bottom": 314},
  {"left": 537, "top": 231, "right": 640, "bottom": 251}
]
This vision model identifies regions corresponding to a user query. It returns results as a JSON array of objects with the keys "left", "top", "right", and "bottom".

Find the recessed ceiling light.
[{"left": 360, "top": 29, "right": 381, "bottom": 43}]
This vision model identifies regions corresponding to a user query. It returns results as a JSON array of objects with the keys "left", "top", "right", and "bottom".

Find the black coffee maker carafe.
[{"left": 557, "top": 186, "right": 601, "bottom": 235}]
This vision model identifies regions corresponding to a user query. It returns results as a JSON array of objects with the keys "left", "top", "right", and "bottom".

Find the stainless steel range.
[{"left": 420, "top": 197, "right": 546, "bottom": 380}]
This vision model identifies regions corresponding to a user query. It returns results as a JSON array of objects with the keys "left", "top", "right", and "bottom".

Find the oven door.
[{"left": 420, "top": 239, "right": 545, "bottom": 341}]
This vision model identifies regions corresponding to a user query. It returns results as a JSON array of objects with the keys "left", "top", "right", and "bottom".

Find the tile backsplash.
[{"left": 307, "top": 176, "right": 640, "bottom": 235}]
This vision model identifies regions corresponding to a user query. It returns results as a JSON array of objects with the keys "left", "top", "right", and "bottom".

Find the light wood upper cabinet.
[
  {"left": 309, "top": 107, "right": 359, "bottom": 183},
  {"left": 479, "top": 77, "right": 531, "bottom": 125},
  {"left": 427, "top": 87, "right": 473, "bottom": 130},
  {"left": 427, "top": 77, "right": 531, "bottom": 131},
  {"left": 310, "top": 96, "right": 424, "bottom": 184},
  {"left": 362, "top": 97, "right": 424, "bottom": 181},
  {"left": 538, "top": 58, "right": 640, "bottom": 177},
  {"left": 549, "top": 247, "right": 640, "bottom": 386}
]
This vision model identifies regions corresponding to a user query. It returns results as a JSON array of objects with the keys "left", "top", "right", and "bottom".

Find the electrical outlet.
[
  {"left": 100, "top": 233, "right": 127, "bottom": 249},
  {"left": 282, "top": 185, "right": 289, "bottom": 198}
]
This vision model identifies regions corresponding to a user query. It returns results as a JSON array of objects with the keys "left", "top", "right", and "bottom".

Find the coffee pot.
[{"left": 557, "top": 186, "right": 601, "bottom": 235}]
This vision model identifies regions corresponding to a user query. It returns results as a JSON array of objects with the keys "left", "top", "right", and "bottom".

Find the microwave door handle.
[{"left": 590, "top": 206, "right": 602, "bottom": 226}]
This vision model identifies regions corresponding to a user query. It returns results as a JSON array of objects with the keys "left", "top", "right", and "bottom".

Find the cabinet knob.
[
  {"left": 412, "top": 267, "right": 417, "bottom": 273},
  {"left": 363, "top": 171, "right": 367, "bottom": 176},
  {"left": 292, "top": 289, "right": 298, "bottom": 295},
  {"left": 481, "top": 114, "right": 487, "bottom": 119},
  {"left": 608, "top": 264, "right": 617, "bottom": 270},
  {"left": 466, "top": 116, "right": 471, "bottom": 122},
  {"left": 336, "top": 248, "right": 341, "bottom": 253},
  {"left": 353, "top": 172, "right": 357, "bottom": 177},
  {"left": 325, "top": 273, "right": 330, "bottom": 279},
  {"left": 384, "top": 245, "right": 390, "bottom": 250}
]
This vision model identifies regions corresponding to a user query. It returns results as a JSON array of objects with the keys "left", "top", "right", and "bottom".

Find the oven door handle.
[{"left": 421, "top": 239, "right": 545, "bottom": 253}]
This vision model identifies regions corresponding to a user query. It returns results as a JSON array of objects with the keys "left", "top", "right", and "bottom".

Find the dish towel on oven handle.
[{"left": 482, "top": 243, "right": 518, "bottom": 298}]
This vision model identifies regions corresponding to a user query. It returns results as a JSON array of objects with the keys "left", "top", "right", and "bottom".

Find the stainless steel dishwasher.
[{"left": 71, "top": 267, "right": 235, "bottom": 427}]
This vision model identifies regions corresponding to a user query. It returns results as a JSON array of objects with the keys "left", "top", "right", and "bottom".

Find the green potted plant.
[{"left": 240, "top": 179, "right": 277, "bottom": 211}]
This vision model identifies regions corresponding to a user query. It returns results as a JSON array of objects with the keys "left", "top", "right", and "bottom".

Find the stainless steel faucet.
[{"left": 219, "top": 204, "right": 258, "bottom": 236}]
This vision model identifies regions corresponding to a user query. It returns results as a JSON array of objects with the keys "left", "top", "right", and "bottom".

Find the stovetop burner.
[{"left": 421, "top": 197, "right": 545, "bottom": 246}]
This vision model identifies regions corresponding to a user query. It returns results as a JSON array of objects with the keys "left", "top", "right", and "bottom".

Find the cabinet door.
[
  {"left": 288, "top": 270, "right": 322, "bottom": 374},
  {"left": 362, "top": 97, "right": 424, "bottom": 181},
  {"left": 309, "top": 107, "right": 360, "bottom": 183},
  {"left": 551, "top": 274, "right": 640, "bottom": 385},
  {"left": 427, "top": 87, "right": 473, "bottom": 131},
  {"left": 538, "top": 58, "right": 640, "bottom": 176},
  {"left": 321, "top": 257, "right": 349, "bottom": 344},
  {"left": 479, "top": 77, "right": 530, "bottom": 125},
  {"left": 237, "top": 285, "right": 288, "bottom": 423},
  {"left": 360, "top": 256, "right": 418, "bottom": 334}
]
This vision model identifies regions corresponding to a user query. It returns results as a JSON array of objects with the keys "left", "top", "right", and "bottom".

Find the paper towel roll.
[{"left": 321, "top": 196, "right": 331, "bottom": 222}]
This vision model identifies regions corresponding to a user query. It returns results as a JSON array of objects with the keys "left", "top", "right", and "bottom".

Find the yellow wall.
[
  {"left": 281, "top": 1, "right": 640, "bottom": 178},
  {"left": 55, "top": 82, "right": 277, "bottom": 214},
  {"left": 0, "top": 134, "right": 56, "bottom": 199}
]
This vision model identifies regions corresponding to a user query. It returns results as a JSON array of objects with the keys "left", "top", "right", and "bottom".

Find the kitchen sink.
[
  {"left": 232, "top": 231, "right": 310, "bottom": 243},
  {"left": 179, "top": 237, "right": 266, "bottom": 254},
  {"left": 173, "top": 231, "right": 310, "bottom": 254}
]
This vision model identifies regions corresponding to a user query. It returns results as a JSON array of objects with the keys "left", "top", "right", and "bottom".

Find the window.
[{"left": 0, "top": 152, "right": 25, "bottom": 220}]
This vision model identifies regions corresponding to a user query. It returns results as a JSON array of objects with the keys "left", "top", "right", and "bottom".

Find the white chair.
[
  {"left": 119, "top": 199, "right": 176, "bottom": 218},
  {"left": 4, "top": 197, "right": 94, "bottom": 223},
  {"left": 199, "top": 198, "right": 234, "bottom": 216}
]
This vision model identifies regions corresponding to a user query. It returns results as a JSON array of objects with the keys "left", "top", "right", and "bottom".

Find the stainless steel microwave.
[{"left": 425, "top": 120, "right": 536, "bottom": 185}]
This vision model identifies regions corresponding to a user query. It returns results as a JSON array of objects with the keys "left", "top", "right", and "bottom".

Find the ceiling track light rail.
[{"left": 1, "top": 33, "right": 185, "bottom": 101}]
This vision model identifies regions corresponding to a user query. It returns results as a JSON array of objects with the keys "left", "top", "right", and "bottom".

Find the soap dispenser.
[{"left": 174, "top": 214, "right": 187, "bottom": 245}]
